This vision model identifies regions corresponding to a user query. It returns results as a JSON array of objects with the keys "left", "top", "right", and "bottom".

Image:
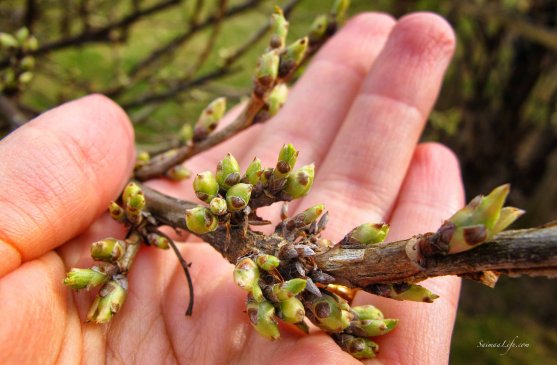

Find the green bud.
[
  {"left": 309, "top": 15, "right": 328, "bottom": 43},
  {"left": 15, "top": 28, "right": 29, "bottom": 44},
  {"left": 255, "top": 51, "right": 280, "bottom": 87},
  {"left": 310, "top": 294, "right": 345, "bottom": 332},
  {"left": 270, "top": 6, "right": 289, "bottom": 49},
  {"left": 351, "top": 318, "right": 398, "bottom": 337},
  {"left": 209, "top": 197, "right": 228, "bottom": 216},
  {"left": 251, "top": 283, "right": 265, "bottom": 303},
  {"left": 216, "top": 153, "right": 241, "bottom": 190},
  {"left": 352, "top": 305, "right": 384, "bottom": 321},
  {"left": 233, "top": 258, "right": 260, "bottom": 292},
  {"left": 0, "top": 33, "right": 18, "bottom": 49},
  {"left": 147, "top": 233, "right": 170, "bottom": 249},
  {"left": 122, "top": 182, "right": 142, "bottom": 206},
  {"left": 18, "top": 71, "right": 33, "bottom": 84},
  {"left": 64, "top": 267, "right": 109, "bottom": 290},
  {"left": 279, "top": 297, "right": 305, "bottom": 324},
  {"left": 24, "top": 36, "right": 38, "bottom": 52},
  {"left": 331, "top": 0, "right": 350, "bottom": 24},
  {"left": 20, "top": 56, "right": 35, "bottom": 70},
  {"left": 293, "top": 204, "right": 325, "bottom": 227},
  {"left": 193, "top": 97, "right": 226, "bottom": 141},
  {"left": 247, "top": 300, "right": 280, "bottom": 340},
  {"left": 255, "top": 254, "right": 280, "bottom": 271},
  {"left": 185, "top": 206, "right": 218, "bottom": 234},
  {"left": 337, "top": 334, "right": 378, "bottom": 360},
  {"left": 108, "top": 202, "right": 125, "bottom": 222},
  {"left": 226, "top": 183, "right": 253, "bottom": 212},
  {"left": 492, "top": 207, "right": 525, "bottom": 235},
  {"left": 274, "top": 144, "right": 298, "bottom": 179},
  {"left": 91, "top": 238, "right": 126, "bottom": 262},
  {"left": 448, "top": 224, "right": 488, "bottom": 254},
  {"left": 266, "top": 84, "right": 288, "bottom": 117},
  {"left": 283, "top": 163, "right": 314, "bottom": 199},
  {"left": 387, "top": 284, "right": 439, "bottom": 303},
  {"left": 87, "top": 279, "right": 127, "bottom": 324},
  {"left": 279, "top": 37, "right": 308, "bottom": 78},
  {"left": 179, "top": 124, "right": 193, "bottom": 144},
  {"left": 134, "top": 151, "right": 150, "bottom": 169},
  {"left": 244, "top": 157, "right": 263, "bottom": 185},
  {"left": 273, "top": 278, "right": 307, "bottom": 301},
  {"left": 193, "top": 171, "right": 219, "bottom": 202},
  {"left": 166, "top": 165, "right": 191, "bottom": 181},
  {"left": 348, "top": 223, "right": 390, "bottom": 244}
]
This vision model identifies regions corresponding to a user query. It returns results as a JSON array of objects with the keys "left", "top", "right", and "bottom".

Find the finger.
[
  {"left": 353, "top": 143, "right": 464, "bottom": 364},
  {"left": 300, "top": 13, "right": 456, "bottom": 240},
  {"left": 240, "top": 13, "right": 396, "bottom": 170},
  {"left": 0, "top": 94, "right": 135, "bottom": 277}
]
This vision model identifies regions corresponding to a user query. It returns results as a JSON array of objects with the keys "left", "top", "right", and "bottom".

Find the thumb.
[{"left": 0, "top": 94, "right": 135, "bottom": 277}]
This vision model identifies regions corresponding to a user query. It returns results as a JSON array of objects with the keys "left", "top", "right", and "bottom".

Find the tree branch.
[{"left": 142, "top": 185, "right": 557, "bottom": 293}]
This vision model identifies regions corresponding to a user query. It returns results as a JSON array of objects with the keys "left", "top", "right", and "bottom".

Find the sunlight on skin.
[{"left": 0, "top": 12, "right": 462, "bottom": 364}]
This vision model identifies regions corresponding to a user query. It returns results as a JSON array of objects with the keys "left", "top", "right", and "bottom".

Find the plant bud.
[
  {"left": 209, "top": 197, "right": 227, "bottom": 216},
  {"left": 310, "top": 294, "right": 345, "bottom": 332},
  {"left": 270, "top": 7, "right": 289, "bottom": 49},
  {"left": 87, "top": 279, "right": 127, "bottom": 324},
  {"left": 193, "top": 97, "right": 226, "bottom": 142},
  {"left": 244, "top": 157, "right": 263, "bottom": 185},
  {"left": 290, "top": 204, "right": 325, "bottom": 228},
  {"left": 64, "top": 267, "right": 109, "bottom": 290},
  {"left": 331, "top": 0, "right": 350, "bottom": 24},
  {"left": 0, "top": 33, "right": 18, "bottom": 49},
  {"left": 246, "top": 300, "right": 280, "bottom": 340},
  {"left": 18, "top": 71, "right": 33, "bottom": 84},
  {"left": 266, "top": 84, "right": 288, "bottom": 117},
  {"left": 185, "top": 206, "right": 218, "bottom": 234},
  {"left": 166, "top": 165, "right": 191, "bottom": 181},
  {"left": 492, "top": 207, "right": 525, "bottom": 235},
  {"left": 274, "top": 144, "right": 298, "bottom": 179},
  {"left": 233, "top": 258, "right": 260, "bottom": 292},
  {"left": 279, "top": 37, "right": 308, "bottom": 78},
  {"left": 179, "top": 124, "right": 193, "bottom": 144},
  {"left": 216, "top": 153, "right": 241, "bottom": 190},
  {"left": 255, "top": 51, "right": 280, "bottom": 90},
  {"left": 350, "top": 318, "right": 398, "bottom": 337},
  {"left": 226, "top": 183, "right": 252, "bottom": 212},
  {"left": 352, "top": 305, "right": 384, "bottom": 321},
  {"left": 147, "top": 233, "right": 170, "bottom": 249},
  {"left": 279, "top": 297, "right": 305, "bottom": 324},
  {"left": 309, "top": 15, "right": 328, "bottom": 44},
  {"left": 122, "top": 182, "right": 142, "bottom": 206},
  {"left": 134, "top": 151, "right": 150, "bottom": 169},
  {"left": 348, "top": 223, "right": 389, "bottom": 244},
  {"left": 15, "top": 28, "right": 29, "bottom": 43},
  {"left": 20, "top": 56, "right": 35, "bottom": 70},
  {"left": 283, "top": 163, "right": 314, "bottom": 199},
  {"left": 337, "top": 334, "right": 378, "bottom": 360},
  {"left": 255, "top": 254, "right": 280, "bottom": 271},
  {"left": 382, "top": 284, "right": 439, "bottom": 303},
  {"left": 193, "top": 171, "right": 219, "bottom": 202},
  {"left": 273, "top": 278, "right": 307, "bottom": 301},
  {"left": 91, "top": 238, "right": 126, "bottom": 262},
  {"left": 23, "top": 35, "right": 38, "bottom": 52},
  {"left": 108, "top": 202, "right": 125, "bottom": 222}
]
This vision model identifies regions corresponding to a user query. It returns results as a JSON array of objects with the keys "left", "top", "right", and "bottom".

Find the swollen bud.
[
  {"left": 255, "top": 254, "right": 280, "bottom": 271},
  {"left": 135, "top": 151, "right": 150, "bottom": 169},
  {"left": 64, "top": 267, "right": 109, "bottom": 290},
  {"left": 310, "top": 294, "right": 345, "bottom": 332},
  {"left": 193, "top": 171, "right": 219, "bottom": 202},
  {"left": 331, "top": 0, "right": 350, "bottom": 24},
  {"left": 179, "top": 124, "right": 193, "bottom": 144},
  {"left": 108, "top": 202, "right": 125, "bottom": 222},
  {"left": 350, "top": 318, "right": 398, "bottom": 337},
  {"left": 216, "top": 153, "right": 241, "bottom": 190},
  {"left": 209, "top": 197, "right": 228, "bottom": 216},
  {"left": 274, "top": 144, "right": 298, "bottom": 179},
  {"left": 122, "top": 182, "right": 142, "bottom": 206},
  {"left": 272, "top": 278, "right": 307, "bottom": 301},
  {"left": 270, "top": 7, "right": 289, "bottom": 49},
  {"left": 255, "top": 51, "right": 280, "bottom": 94},
  {"left": 233, "top": 258, "right": 260, "bottom": 292},
  {"left": 147, "top": 233, "right": 170, "bottom": 249},
  {"left": 87, "top": 279, "right": 127, "bottom": 324},
  {"left": 185, "top": 206, "right": 218, "bottom": 234},
  {"left": 309, "top": 15, "right": 328, "bottom": 44},
  {"left": 226, "top": 183, "right": 253, "bottom": 212},
  {"left": 337, "top": 334, "right": 378, "bottom": 360},
  {"left": 91, "top": 238, "right": 126, "bottom": 262},
  {"left": 291, "top": 204, "right": 325, "bottom": 227},
  {"left": 193, "top": 97, "right": 226, "bottom": 142},
  {"left": 492, "top": 207, "right": 525, "bottom": 235},
  {"left": 279, "top": 297, "right": 305, "bottom": 324},
  {"left": 244, "top": 157, "right": 263, "bottom": 185},
  {"left": 166, "top": 165, "right": 191, "bottom": 181},
  {"left": 266, "top": 84, "right": 288, "bottom": 117},
  {"left": 0, "top": 33, "right": 18, "bottom": 49},
  {"left": 348, "top": 223, "right": 389, "bottom": 244},
  {"left": 352, "top": 305, "right": 384, "bottom": 321},
  {"left": 247, "top": 300, "right": 280, "bottom": 340},
  {"left": 283, "top": 164, "right": 314, "bottom": 199}
]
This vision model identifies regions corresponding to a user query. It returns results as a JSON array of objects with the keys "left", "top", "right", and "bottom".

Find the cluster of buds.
[
  {"left": 0, "top": 27, "right": 38, "bottom": 93},
  {"left": 109, "top": 182, "right": 147, "bottom": 226},
  {"left": 185, "top": 144, "right": 315, "bottom": 235},
  {"left": 422, "top": 184, "right": 524, "bottom": 256}
]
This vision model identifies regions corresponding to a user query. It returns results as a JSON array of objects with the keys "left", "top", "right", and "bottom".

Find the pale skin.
[{"left": 0, "top": 12, "right": 464, "bottom": 364}]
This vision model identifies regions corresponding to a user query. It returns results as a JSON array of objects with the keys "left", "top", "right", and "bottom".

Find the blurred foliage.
[{"left": 1, "top": 0, "right": 556, "bottom": 363}]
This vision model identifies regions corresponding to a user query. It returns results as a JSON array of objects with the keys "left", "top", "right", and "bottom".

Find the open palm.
[{"left": 0, "top": 12, "right": 463, "bottom": 364}]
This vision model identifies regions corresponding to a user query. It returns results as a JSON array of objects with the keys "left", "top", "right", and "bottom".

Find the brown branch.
[
  {"left": 142, "top": 185, "right": 557, "bottom": 293},
  {"left": 0, "top": 95, "right": 28, "bottom": 130}
]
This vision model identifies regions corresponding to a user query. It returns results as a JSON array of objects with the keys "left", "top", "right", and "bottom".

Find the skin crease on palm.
[{"left": 0, "top": 12, "right": 466, "bottom": 365}]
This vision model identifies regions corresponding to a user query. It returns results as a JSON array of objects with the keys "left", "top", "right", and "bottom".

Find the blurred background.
[{"left": 0, "top": 0, "right": 556, "bottom": 363}]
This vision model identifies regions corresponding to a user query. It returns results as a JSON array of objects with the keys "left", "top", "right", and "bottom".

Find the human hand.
[{"left": 0, "top": 12, "right": 462, "bottom": 364}]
